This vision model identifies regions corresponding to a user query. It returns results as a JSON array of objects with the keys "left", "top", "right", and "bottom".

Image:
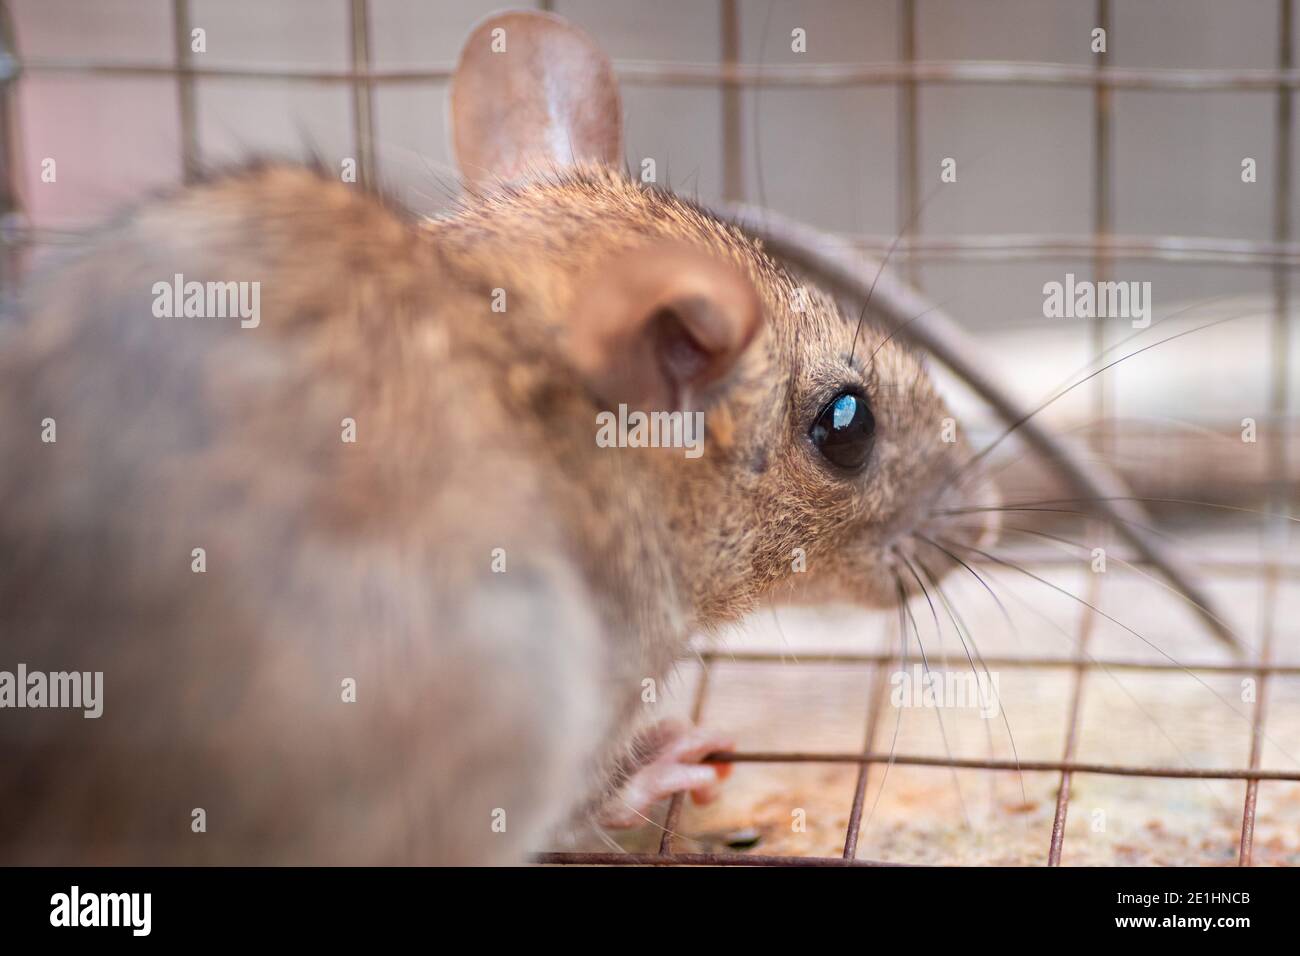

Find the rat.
[{"left": 0, "top": 10, "right": 998, "bottom": 864}]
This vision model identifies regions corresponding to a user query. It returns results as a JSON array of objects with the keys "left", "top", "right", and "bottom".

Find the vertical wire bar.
[
  {"left": 658, "top": 663, "right": 714, "bottom": 855},
  {"left": 1238, "top": 570, "right": 1277, "bottom": 864},
  {"left": 349, "top": 0, "right": 376, "bottom": 190},
  {"left": 1053, "top": 5, "right": 1113, "bottom": 866},
  {"left": 1091, "top": 0, "right": 1112, "bottom": 442},
  {"left": 1267, "top": 0, "right": 1294, "bottom": 531},
  {"left": 656, "top": 5, "right": 735, "bottom": 850},
  {"left": 1050, "top": 0, "right": 1112, "bottom": 866},
  {"left": 1240, "top": 0, "right": 1294, "bottom": 866},
  {"left": 842, "top": 660, "right": 890, "bottom": 858},
  {"left": 898, "top": 0, "right": 918, "bottom": 287},
  {"left": 0, "top": 0, "right": 23, "bottom": 295},
  {"left": 1047, "top": 577, "right": 1101, "bottom": 865},
  {"left": 721, "top": 0, "right": 742, "bottom": 202},
  {"left": 172, "top": 0, "right": 198, "bottom": 183}
]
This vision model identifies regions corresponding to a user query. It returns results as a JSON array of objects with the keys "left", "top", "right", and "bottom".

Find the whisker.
[
  {"left": 937, "top": 306, "right": 1262, "bottom": 500},
  {"left": 994, "top": 523, "right": 1243, "bottom": 644},
  {"left": 767, "top": 601, "right": 799, "bottom": 666},
  {"left": 913, "top": 553, "right": 1028, "bottom": 807},
  {"left": 868, "top": 303, "right": 944, "bottom": 366},
  {"left": 897, "top": 553, "right": 972, "bottom": 830},
  {"left": 847, "top": 154, "right": 991, "bottom": 366},
  {"left": 847, "top": 190, "right": 942, "bottom": 365},
  {"left": 916, "top": 534, "right": 1021, "bottom": 645},
  {"left": 912, "top": 533, "right": 1240, "bottom": 813},
  {"left": 965, "top": 561, "right": 1237, "bottom": 819},
  {"left": 937, "top": 538, "right": 1300, "bottom": 770},
  {"left": 979, "top": 419, "right": 1245, "bottom": 484},
  {"left": 858, "top": 570, "right": 911, "bottom": 844},
  {"left": 590, "top": 822, "right": 630, "bottom": 855},
  {"left": 939, "top": 496, "right": 1299, "bottom": 526},
  {"left": 936, "top": 505, "right": 1180, "bottom": 546}
]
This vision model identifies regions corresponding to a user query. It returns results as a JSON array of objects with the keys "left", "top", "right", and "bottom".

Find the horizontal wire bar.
[
  {"left": 533, "top": 851, "right": 914, "bottom": 866},
  {"left": 699, "top": 650, "right": 1300, "bottom": 675},
  {"left": 622, "top": 59, "right": 1300, "bottom": 91},
  {"left": 10, "top": 221, "right": 1300, "bottom": 270},
  {"left": 7, "top": 55, "right": 1300, "bottom": 92},
  {"left": 840, "top": 233, "right": 1300, "bottom": 267},
  {"left": 698, "top": 751, "right": 1300, "bottom": 780},
  {"left": 950, "top": 550, "right": 1300, "bottom": 576}
]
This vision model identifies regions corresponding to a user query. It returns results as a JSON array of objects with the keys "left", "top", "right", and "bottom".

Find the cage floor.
[{"left": 556, "top": 544, "right": 1300, "bottom": 865}]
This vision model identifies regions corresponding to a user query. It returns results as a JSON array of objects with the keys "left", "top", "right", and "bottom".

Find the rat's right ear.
[
  {"left": 451, "top": 11, "right": 622, "bottom": 187},
  {"left": 567, "top": 244, "right": 762, "bottom": 416}
]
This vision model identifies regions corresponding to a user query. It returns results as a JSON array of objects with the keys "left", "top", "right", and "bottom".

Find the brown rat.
[{"left": 0, "top": 10, "right": 996, "bottom": 864}]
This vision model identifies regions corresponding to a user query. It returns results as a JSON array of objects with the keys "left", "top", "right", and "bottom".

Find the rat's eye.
[{"left": 809, "top": 390, "right": 876, "bottom": 472}]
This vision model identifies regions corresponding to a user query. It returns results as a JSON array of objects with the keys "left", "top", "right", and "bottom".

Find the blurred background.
[
  {"left": 2, "top": 0, "right": 1297, "bottom": 865},
  {"left": 3, "top": 0, "right": 1297, "bottom": 505}
]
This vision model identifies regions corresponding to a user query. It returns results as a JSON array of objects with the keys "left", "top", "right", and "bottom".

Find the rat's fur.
[{"left": 0, "top": 161, "right": 991, "bottom": 864}]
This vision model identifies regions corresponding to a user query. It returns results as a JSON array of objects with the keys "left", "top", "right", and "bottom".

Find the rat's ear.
[
  {"left": 451, "top": 11, "right": 622, "bottom": 187},
  {"left": 567, "top": 244, "right": 762, "bottom": 414}
]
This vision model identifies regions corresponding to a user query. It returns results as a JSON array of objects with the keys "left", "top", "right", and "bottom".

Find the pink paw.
[{"left": 598, "top": 720, "right": 735, "bottom": 829}]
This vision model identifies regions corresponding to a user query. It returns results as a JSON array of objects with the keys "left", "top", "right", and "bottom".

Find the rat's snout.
[{"left": 847, "top": 467, "right": 1002, "bottom": 609}]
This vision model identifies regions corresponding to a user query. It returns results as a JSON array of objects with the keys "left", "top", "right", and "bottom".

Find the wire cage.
[{"left": 0, "top": 0, "right": 1296, "bottom": 866}]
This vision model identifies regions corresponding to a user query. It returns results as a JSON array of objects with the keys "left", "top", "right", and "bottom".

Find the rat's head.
[{"left": 443, "top": 11, "right": 999, "bottom": 626}]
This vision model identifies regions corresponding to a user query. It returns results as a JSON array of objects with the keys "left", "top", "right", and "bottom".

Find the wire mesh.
[{"left": 0, "top": 0, "right": 1293, "bottom": 867}]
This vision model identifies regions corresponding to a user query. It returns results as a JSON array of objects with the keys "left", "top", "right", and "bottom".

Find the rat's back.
[{"left": 0, "top": 166, "right": 611, "bottom": 864}]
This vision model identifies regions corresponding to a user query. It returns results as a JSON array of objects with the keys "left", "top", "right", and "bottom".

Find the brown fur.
[{"left": 0, "top": 157, "right": 993, "bottom": 863}]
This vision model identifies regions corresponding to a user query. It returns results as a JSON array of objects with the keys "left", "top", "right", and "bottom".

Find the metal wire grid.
[{"left": 0, "top": 0, "right": 1294, "bottom": 866}]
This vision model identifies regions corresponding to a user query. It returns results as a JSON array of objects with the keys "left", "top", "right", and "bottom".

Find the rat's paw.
[{"left": 597, "top": 721, "right": 735, "bottom": 829}]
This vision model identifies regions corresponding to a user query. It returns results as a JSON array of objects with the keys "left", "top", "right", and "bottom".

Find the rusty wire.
[{"left": 0, "top": 0, "right": 1294, "bottom": 867}]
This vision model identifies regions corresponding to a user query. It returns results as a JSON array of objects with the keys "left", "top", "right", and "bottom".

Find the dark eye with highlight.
[{"left": 809, "top": 391, "right": 876, "bottom": 472}]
